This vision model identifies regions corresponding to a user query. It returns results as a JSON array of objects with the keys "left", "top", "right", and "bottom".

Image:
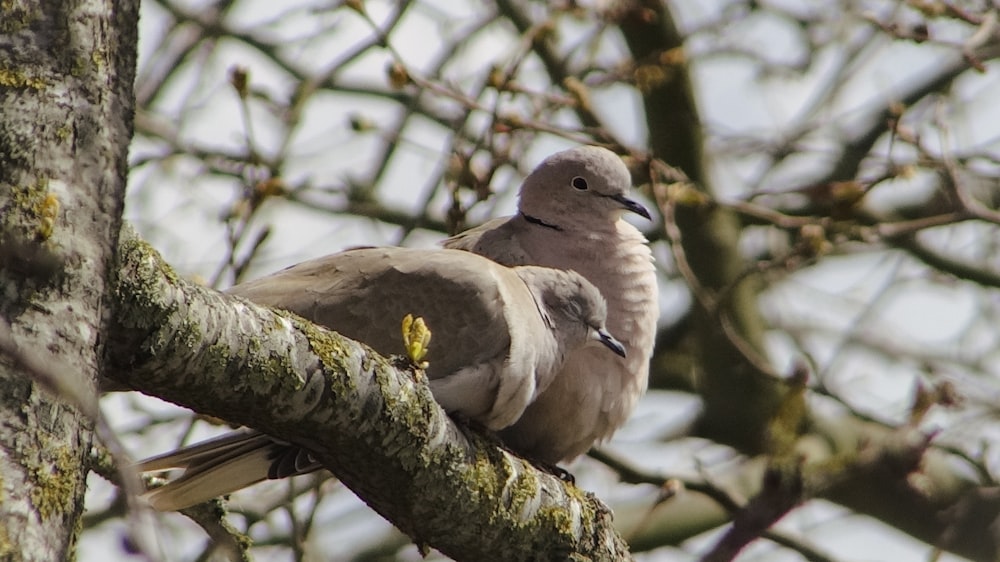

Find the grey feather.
[
  {"left": 445, "top": 145, "right": 659, "bottom": 463},
  {"left": 138, "top": 246, "right": 621, "bottom": 510}
]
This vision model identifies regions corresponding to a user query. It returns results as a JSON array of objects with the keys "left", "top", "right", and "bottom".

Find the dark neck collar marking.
[{"left": 521, "top": 212, "right": 563, "bottom": 231}]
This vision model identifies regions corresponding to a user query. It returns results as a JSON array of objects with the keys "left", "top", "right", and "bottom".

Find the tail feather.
[
  {"left": 137, "top": 429, "right": 321, "bottom": 511},
  {"left": 143, "top": 446, "right": 276, "bottom": 511},
  {"left": 137, "top": 429, "right": 274, "bottom": 472}
]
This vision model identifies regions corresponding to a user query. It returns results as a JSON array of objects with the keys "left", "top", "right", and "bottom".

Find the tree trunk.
[{"left": 0, "top": 1, "right": 138, "bottom": 559}]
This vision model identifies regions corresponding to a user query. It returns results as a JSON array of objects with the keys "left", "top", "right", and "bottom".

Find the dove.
[
  {"left": 138, "top": 246, "right": 625, "bottom": 511},
  {"left": 445, "top": 145, "right": 659, "bottom": 464}
]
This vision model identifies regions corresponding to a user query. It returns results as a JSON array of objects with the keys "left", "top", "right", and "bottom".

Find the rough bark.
[
  {"left": 0, "top": 1, "right": 139, "bottom": 560},
  {"left": 103, "top": 227, "right": 633, "bottom": 562}
]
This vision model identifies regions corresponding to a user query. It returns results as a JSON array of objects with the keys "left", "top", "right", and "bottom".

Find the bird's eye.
[{"left": 571, "top": 176, "right": 588, "bottom": 190}]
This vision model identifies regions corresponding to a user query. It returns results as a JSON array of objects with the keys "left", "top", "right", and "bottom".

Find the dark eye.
[{"left": 571, "top": 176, "right": 588, "bottom": 190}]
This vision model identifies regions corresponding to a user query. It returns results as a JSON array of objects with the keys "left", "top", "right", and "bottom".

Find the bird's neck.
[
  {"left": 537, "top": 326, "right": 568, "bottom": 390},
  {"left": 518, "top": 210, "right": 621, "bottom": 235},
  {"left": 519, "top": 211, "right": 563, "bottom": 231}
]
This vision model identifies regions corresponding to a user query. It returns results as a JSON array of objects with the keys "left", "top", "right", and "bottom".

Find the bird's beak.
[
  {"left": 610, "top": 193, "right": 652, "bottom": 220},
  {"left": 595, "top": 328, "right": 627, "bottom": 358}
]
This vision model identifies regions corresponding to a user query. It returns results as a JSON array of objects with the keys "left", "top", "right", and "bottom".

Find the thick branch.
[
  {"left": 102, "top": 226, "right": 631, "bottom": 561},
  {"left": 620, "top": 0, "right": 782, "bottom": 451}
]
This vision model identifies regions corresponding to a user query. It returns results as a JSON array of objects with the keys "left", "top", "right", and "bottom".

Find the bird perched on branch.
[
  {"left": 138, "top": 246, "right": 625, "bottom": 511},
  {"left": 445, "top": 145, "right": 658, "bottom": 464}
]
